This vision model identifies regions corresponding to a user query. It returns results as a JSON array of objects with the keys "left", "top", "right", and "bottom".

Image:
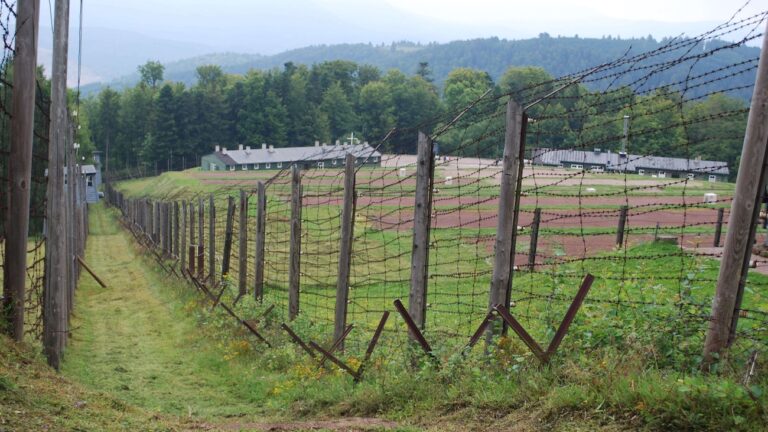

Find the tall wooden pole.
[
  {"left": 334, "top": 153, "right": 357, "bottom": 350},
  {"left": 44, "top": 0, "right": 70, "bottom": 370},
  {"left": 488, "top": 100, "right": 525, "bottom": 337},
  {"left": 408, "top": 132, "right": 434, "bottom": 330},
  {"left": 238, "top": 190, "right": 248, "bottom": 297},
  {"left": 254, "top": 182, "right": 266, "bottom": 301},
  {"left": 208, "top": 195, "right": 216, "bottom": 283},
  {"left": 4, "top": 0, "right": 41, "bottom": 341},
  {"left": 289, "top": 166, "right": 302, "bottom": 320},
  {"left": 703, "top": 22, "right": 768, "bottom": 369}
]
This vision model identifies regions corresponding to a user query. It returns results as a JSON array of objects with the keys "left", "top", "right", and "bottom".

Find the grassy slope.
[
  {"left": 0, "top": 335, "right": 181, "bottom": 431},
  {"left": 4, "top": 202, "right": 755, "bottom": 431},
  {"left": 61, "top": 203, "right": 283, "bottom": 419}
]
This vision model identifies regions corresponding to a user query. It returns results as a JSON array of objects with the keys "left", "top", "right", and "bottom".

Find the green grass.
[
  {"left": 97, "top": 168, "right": 768, "bottom": 430},
  {"left": 44, "top": 203, "right": 767, "bottom": 431},
  {"left": 0, "top": 334, "right": 184, "bottom": 431}
]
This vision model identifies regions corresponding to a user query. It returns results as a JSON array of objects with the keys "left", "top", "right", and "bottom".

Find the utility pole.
[
  {"left": 702, "top": 22, "right": 768, "bottom": 370},
  {"left": 4, "top": 0, "right": 41, "bottom": 341},
  {"left": 44, "top": 0, "right": 70, "bottom": 370}
]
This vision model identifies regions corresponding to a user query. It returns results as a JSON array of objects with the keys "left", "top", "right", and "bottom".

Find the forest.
[{"left": 82, "top": 59, "right": 749, "bottom": 178}]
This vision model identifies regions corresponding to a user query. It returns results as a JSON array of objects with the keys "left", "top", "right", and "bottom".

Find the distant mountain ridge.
[{"left": 81, "top": 35, "right": 760, "bottom": 99}]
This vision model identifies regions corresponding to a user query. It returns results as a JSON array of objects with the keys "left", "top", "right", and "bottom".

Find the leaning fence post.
[
  {"left": 703, "top": 21, "right": 768, "bottom": 369},
  {"left": 221, "top": 195, "right": 235, "bottom": 279},
  {"left": 238, "top": 190, "right": 248, "bottom": 297},
  {"left": 334, "top": 153, "right": 357, "bottom": 350},
  {"left": 209, "top": 194, "right": 216, "bottom": 283},
  {"left": 408, "top": 132, "right": 435, "bottom": 331},
  {"left": 616, "top": 205, "right": 628, "bottom": 247},
  {"left": 714, "top": 207, "right": 724, "bottom": 247},
  {"left": 289, "top": 165, "right": 303, "bottom": 320},
  {"left": 254, "top": 181, "right": 267, "bottom": 301},
  {"left": 528, "top": 207, "right": 541, "bottom": 270},
  {"left": 488, "top": 100, "right": 525, "bottom": 337}
]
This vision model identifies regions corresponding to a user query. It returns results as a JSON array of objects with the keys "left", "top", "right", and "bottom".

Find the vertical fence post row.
[
  {"left": 289, "top": 165, "right": 303, "bottom": 320},
  {"left": 238, "top": 190, "right": 248, "bottom": 297},
  {"left": 408, "top": 132, "right": 435, "bottom": 331},
  {"left": 334, "top": 153, "right": 357, "bottom": 350},
  {"left": 714, "top": 207, "right": 724, "bottom": 247},
  {"left": 208, "top": 195, "right": 216, "bottom": 283},
  {"left": 488, "top": 100, "right": 525, "bottom": 337},
  {"left": 181, "top": 201, "right": 187, "bottom": 271},
  {"left": 528, "top": 207, "right": 541, "bottom": 270},
  {"left": 616, "top": 205, "right": 628, "bottom": 248},
  {"left": 221, "top": 195, "right": 235, "bottom": 279},
  {"left": 254, "top": 181, "right": 267, "bottom": 302}
]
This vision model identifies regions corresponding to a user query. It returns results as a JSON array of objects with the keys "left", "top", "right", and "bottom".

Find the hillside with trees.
[
  {"left": 84, "top": 59, "right": 748, "bottom": 179},
  {"left": 84, "top": 35, "right": 760, "bottom": 103}
]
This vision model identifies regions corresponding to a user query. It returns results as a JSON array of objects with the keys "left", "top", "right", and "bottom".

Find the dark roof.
[
  {"left": 531, "top": 148, "right": 729, "bottom": 176},
  {"left": 210, "top": 143, "right": 382, "bottom": 165}
]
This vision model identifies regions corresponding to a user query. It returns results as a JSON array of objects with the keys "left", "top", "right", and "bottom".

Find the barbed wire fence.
[
  {"left": 0, "top": 0, "right": 51, "bottom": 342},
  {"left": 105, "top": 7, "right": 767, "bottom": 379},
  {"left": 0, "top": 0, "right": 89, "bottom": 372}
]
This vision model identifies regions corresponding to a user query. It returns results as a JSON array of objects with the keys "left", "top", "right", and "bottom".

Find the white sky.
[
  {"left": 380, "top": 0, "right": 759, "bottom": 24},
  {"left": 76, "top": 0, "right": 765, "bottom": 53}
]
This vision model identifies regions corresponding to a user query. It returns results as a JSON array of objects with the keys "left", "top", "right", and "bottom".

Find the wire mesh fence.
[
  {"left": 0, "top": 0, "right": 50, "bottom": 342},
  {"left": 105, "top": 8, "right": 768, "bottom": 376}
]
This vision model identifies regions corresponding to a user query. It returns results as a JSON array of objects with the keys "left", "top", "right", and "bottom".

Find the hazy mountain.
[
  {"left": 81, "top": 35, "right": 760, "bottom": 100},
  {"left": 37, "top": 27, "right": 216, "bottom": 87}
]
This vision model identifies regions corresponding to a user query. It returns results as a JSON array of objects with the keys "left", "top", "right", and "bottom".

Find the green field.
[{"left": 96, "top": 166, "right": 768, "bottom": 429}]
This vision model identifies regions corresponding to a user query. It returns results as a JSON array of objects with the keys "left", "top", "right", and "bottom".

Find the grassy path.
[{"left": 62, "top": 204, "right": 270, "bottom": 419}]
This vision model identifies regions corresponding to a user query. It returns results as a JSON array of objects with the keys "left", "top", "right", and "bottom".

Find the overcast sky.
[{"left": 75, "top": 0, "right": 764, "bottom": 54}]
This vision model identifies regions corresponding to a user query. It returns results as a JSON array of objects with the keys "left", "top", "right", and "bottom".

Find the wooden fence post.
[
  {"left": 43, "top": 0, "right": 71, "bottom": 370},
  {"left": 189, "top": 201, "right": 196, "bottom": 274},
  {"left": 209, "top": 194, "right": 216, "bottom": 283},
  {"left": 334, "top": 153, "right": 357, "bottom": 350},
  {"left": 221, "top": 195, "right": 235, "bottom": 279},
  {"left": 238, "top": 190, "right": 248, "bottom": 297},
  {"left": 254, "top": 181, "right": 267, "bottom": 301},
  {"left": 174, "top": 201, "right": 180, "bottom": 258},
  {"left": 616, "top": 205, "right": 628, "bottom": 247},
  {"left": 528, "top": 207, "right": 541, "bottom": 270},
  {"left": 161, "top": 202, "right": 167, "bottom": 252},
  {"left": 167, "top": 202, "right": 172, "bottom": 255},
  {"left": 488, "top": 100, "right": 525, "bottom": 337},
  {"left": 703, "top": 21, "right": 768, "bottom": 369},
  {"left": 4, "top": 0, "right": 41, "bottom": 341},
  {"left": 289, "top": 165, "right": 302, "bottom": 320},
  {"left": 198, "top": 198, "right": 205, "bottom": 277},
  {"left": 409, "top": 132, "right": 435, "bottom": 331},
  {"left": 714, "top": 207, "right": 724, "bottom": 247},
  {"left": 181, "top": 201, "right": 187, "bottom": 271}
]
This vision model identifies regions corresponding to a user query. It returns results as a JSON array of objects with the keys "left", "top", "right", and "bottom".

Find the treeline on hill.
[{"left": 84, "top": 60, "right": 748, "bottom": 177}]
